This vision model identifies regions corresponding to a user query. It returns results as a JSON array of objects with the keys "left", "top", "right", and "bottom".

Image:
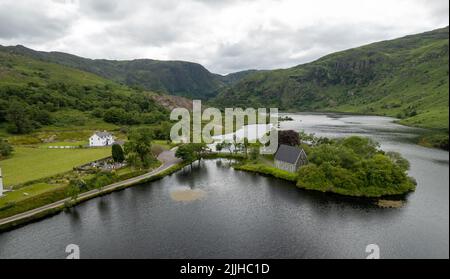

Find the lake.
[{"left": 0, "top": 113, "right": 448, "bottom": 258}]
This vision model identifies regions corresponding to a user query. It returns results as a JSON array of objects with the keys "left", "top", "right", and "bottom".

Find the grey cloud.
[
  {"left": 210, "top": 23, "right": 398, "bottom": 74},
  {"left": 192, "top": 0, "right": 258, "bottom": 7},
  {"left": 78, "top": 0, "right": 130, "bottom": 20},
  {"left": 105, "top": 22, "right": 182, "bottom": 47},
  {"left": 0, "top": 2, "right": 72, "bottom": 43},
  {"left": 103, "top": 13, "right": 191, "bottom": 47},
  {"left": 77, "top": 0, "right": 182, "bottom": 21},
  {"left": 424, "top": 0, "right": 449, "bottom": 25},
  {"left": 1, "top": 0, "right": 448, "bottom": 74},
  {"left": 82, "top": 0, "right": 118, "bottom": 13}
]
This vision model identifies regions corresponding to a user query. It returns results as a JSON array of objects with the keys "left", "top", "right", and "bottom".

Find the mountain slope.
[
  {"left": 213, "top": 27, "right": 449, "bottom": 131},
  {"left": 218, "top": 70, "right": 262, "bottom": 85},
  {"left": 0, "top": 48, "right": 175, "bottom": 136},
  {"left": 0, "top": 45, "right": 241, "bottom": 99}
]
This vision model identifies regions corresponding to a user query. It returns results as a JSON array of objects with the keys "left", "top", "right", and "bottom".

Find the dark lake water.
[{"left": 0, "top": 113, "right": 448, "bottom": 258}]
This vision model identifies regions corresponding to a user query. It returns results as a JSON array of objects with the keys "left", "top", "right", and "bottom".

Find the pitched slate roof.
[
  {"left": 94, "top": 131, "right": 112, "bottom": 138},
  {"left": 275, "top": 144, "right": 304, "bottom": 164}
]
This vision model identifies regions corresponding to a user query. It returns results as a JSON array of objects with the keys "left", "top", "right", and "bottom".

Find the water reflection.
[
  {"left": 97, "top": 198, "right": 110, "bottom": 214},
  {"left": 67, "top": 208, "right": 81, "bottom": 226}
]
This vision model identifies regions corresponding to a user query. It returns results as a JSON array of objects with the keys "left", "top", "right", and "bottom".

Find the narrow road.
[{"left": 0, "top": 149, "right": 182, "bottom": 227}]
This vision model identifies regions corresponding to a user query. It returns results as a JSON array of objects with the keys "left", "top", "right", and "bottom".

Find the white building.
[
  {"left": 0, "top": 168, "right": 4, "bottom": 197},
  {"left": 89, "top": 131, "right": 114, "bottom": 147}
]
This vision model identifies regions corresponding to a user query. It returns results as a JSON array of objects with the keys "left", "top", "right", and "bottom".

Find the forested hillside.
[{"left": 0, "top": 49, "right": 170, "bottom": 136}]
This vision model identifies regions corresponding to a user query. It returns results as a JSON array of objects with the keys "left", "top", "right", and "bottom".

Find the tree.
[
  {"left": 150, "top": 121, "right": 172, "bottom": 140},
  {"left": 249, "top": 146, "right": 259, "bottom": 161},
  {"left": 0, "top": 138, "right": 13, "bottom": 159},
  {"left": 215, "top": 142, "right": 224, "bottom": 152},
  {"left": 175, "top": 143, "right": 207, "bottom": 164},
  {"left": 94, "top": 174, "right": 111, "bottom": 192},
  {"left": 191, "top": 143, "right": 207, "bottom": 160},
  {"left": 363, "top": 154, "right": 406, "bottom": 189},
  {"left": 66, "top": 180, "right": 83, "bottom": 201},
  {"left": 5, "top": 101, "right": 34, "bottom": 134},
  {"left": 103, "top": 107, "right": 139, "bottom": 125},
  {"left": 215, "top": 141, "right": 233, "bottom": 153},
  {"left": 340, "top": 136, "right": 379, "bottom": 158},
  {"left": 224, "top": 141, "right": 233, "bottom": 153},
  {"left": 103, "top": 107, "right": 127, "bottom": 124},
  {"left": 243, "top": 138, "right": 249, "bottom": 157},
  {"left": 125, "top": 152, "right": 139, "bottom": 168},
  {"left": 234, "top": 143, "right": 244, "bottom": 154},
  {"left": 124, "top": 127, "right": 154, "bottom": 168},
  {"left": 386, "top": 151, "right": 410, "bottom": 171},
  {"left": 30, "top": 106, "right": 53, "bottom": 125},
  {"left": 175, "top": 145, "right": 196, "bottom": 163},
  {"left": 278, "top": 130, "right": 300, "bottom": 146},
  {"left": 112, "top": 144, "right": 125, "bottom": 163}
]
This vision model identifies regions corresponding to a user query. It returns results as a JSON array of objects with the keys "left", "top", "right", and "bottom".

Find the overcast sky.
[{"left": 0, "top": 0, "right": 448, "bottom": 74}]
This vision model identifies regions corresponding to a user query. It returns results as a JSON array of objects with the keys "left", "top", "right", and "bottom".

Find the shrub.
[
  {"left": 297, "top": 164, "right": 332, "bottom": 192},
  {"left": 0, "top": 138, "right": 13, "bottom": 159},
  {"left": 112, "top": 144, "right": 125, "bottom": 163}
]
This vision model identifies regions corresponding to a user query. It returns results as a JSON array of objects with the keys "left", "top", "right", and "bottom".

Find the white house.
[{"left": 89, "top": 131, "right": 114, "bottom": 147}]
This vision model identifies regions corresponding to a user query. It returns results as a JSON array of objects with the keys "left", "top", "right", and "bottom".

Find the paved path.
[{"left": 0, "top": 149, "right": 182, "bottom": 227}]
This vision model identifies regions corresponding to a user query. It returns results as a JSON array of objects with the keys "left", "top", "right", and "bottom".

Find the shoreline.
[
  {"left": 233, "top": 163, "right": 414, "bottom": 199},
  {"left": 0, "top": 155, "right": 188, "bottom": 232},
  {"left": 0, "top": 140, "right": 424, "bottom": 232},
  {"left": 0, "top": 152, "right": 416, "bottom": 232},
  {"left": 280, "top": 111, "right": 448, "bottom": 151}
]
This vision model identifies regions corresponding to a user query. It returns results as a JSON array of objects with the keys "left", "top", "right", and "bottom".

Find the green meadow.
[
  {"left": 0, "top": 183, "right": 65, "bottom": 207},
  {"left": 0, "top": 146, "right": 111, "bottom": 186}
]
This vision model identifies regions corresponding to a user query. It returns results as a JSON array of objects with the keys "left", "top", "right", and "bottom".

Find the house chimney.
[{"left": 0, "top": 168, "right": 4, "bottom": 197}]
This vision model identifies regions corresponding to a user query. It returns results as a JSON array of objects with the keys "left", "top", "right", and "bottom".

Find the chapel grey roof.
[
  {"left": 94, "top": 131, "right": 112, "bottom": 138},
  {"left": 275, "top": 144, "right": 304, "bottom": 164}
]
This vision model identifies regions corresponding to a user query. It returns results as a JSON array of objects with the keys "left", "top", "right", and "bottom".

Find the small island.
[
  {"left": 279, "top": 116, "right": 294, "bottom": 122},
  {"left": 230, "top": 131, "right": 416, "bottom": 198}
]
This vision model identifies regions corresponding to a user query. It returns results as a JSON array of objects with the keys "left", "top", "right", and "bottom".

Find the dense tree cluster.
[
  {"left": 124, "top": 127, "right": 156, "bottom": 168},
  {"left": 297, "top": 136, "right": 416, "bottom": 197},
  {"left": 0, "top": 83, "right": 168, "bottom": 134},
  {"left": 278, "top": 130, "right": 301, "bottom": 146}
]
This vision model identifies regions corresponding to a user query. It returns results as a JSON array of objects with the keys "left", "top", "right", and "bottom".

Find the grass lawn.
[
  {"left": 0, "top": 183, "right": 66, "bottom": 207},
  {"left": 0, "top": 147, "right": 111, "bottom": 186},
  {"left": 153, "top": 140, "right": 177, "bottom": 150}
]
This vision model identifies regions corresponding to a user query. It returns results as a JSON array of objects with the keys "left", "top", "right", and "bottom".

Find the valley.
[
  {"left": 3, "top": 27, "right": 447, "bottom": 149},
  {"left": 0, "top": 25, "right": 448, "bottom": 237}
]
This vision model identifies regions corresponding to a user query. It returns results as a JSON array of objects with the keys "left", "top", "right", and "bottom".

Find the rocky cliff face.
[{"left": 150, "top": 94, "right": 193, "bottom": 111}]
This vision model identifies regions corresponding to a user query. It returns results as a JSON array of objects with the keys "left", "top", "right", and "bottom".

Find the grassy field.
[
  {"left": 0, "top": 183, "right": 65, "bottom": 207},
  {"left": 0, "top": 146, "right": 111, "bottom": 186}
]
